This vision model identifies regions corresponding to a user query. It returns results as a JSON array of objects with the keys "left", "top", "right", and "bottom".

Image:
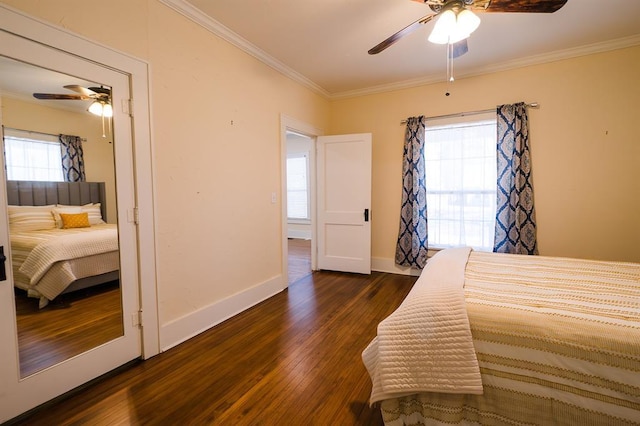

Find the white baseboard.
[
  {"left": 371, "top": 250, "right": 442, "bottom": 276},
  {"left": 287, "top": 229, "right": 311, "bottom": 239},
  {"left": 160, "top": 275, "right": 285, "bottom": 351},
  {"left": 160, "top": 256, "right": 431, "bottom": 351},
  {"left": 371, "top": 257, "right": 422, "bottom": 277}
]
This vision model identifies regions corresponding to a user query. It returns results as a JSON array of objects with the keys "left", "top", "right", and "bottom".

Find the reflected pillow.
[
  {"left": 59, "top": 212, "right": 90, "bottom": 229},
  {"left": 55, "top": 203, "right": 105, "bottom": 226},
  {"left": 52, "top": 205, "right": 82, "bottom": 228},
  {"left": 8, "top": 205, "right": 56, "bottom": 232},
  {"left": 82, "top": 203, "right": 106, "bottom": 225}
]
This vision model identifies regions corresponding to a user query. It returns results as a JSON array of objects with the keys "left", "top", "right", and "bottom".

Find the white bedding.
[
  {"left": 362, "top": 247, "right": 482, "bottom": 404},
  {"left": 366, "top": 249, "right": 640, "bottom": 425},
  {"left": 11, "top": 224, "right": 119, "bottom": 306}
]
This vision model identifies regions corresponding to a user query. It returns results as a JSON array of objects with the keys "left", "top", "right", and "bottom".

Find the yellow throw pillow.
[{"left": 60, "top": 212, "right": 91, "bottom": 229}]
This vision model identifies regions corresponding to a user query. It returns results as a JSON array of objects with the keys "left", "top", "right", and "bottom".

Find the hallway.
[{"left": 288, "top": 238, "right": 311, "bottom": 284}]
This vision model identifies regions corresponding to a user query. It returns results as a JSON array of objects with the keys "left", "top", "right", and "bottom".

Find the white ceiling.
[
  {"left": 0, "top": 56, "right": 105, "bottom": 113},
  {"left": 1, "top": 0, "right": 639, "bottom": 109},
  {"left": 170, "top": 0, "right": 640, "bottom": 97}
]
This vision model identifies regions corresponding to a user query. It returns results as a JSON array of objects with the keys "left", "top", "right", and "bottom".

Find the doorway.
[
  {"left": 285, "top": 131, "right": 313, "bottom": 284},
  {"left": 280, "top": 116, "right": 373, "bottom": 286},
  {"left": 280, "top": 115, "right": 321, "bottom": 287}
]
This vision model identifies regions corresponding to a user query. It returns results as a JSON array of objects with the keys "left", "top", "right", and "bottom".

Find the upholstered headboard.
[{"left": 6, "top": 180, "right": 107, "bottom": 221}]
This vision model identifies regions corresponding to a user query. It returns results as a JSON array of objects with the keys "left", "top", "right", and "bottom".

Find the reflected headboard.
[{"left": 6, "top": 180, "right": 107, "bottom": 221}]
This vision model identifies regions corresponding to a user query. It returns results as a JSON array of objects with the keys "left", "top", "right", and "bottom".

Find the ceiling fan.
[
  {"left": 33, "top": 84, "right": 113, "bottom": 137},
  {"left": 368, "top": 0, "right": 568, "bottom": 55},
  {"left": 33, "top": 84, "right": 111, "bottom": 103}
]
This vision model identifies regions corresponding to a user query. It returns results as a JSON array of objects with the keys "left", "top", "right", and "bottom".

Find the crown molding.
[
  {"left": 158, "top": 1, "right": 640, "bottom": 101},
  {"left": 330, "top": 34, "right": 640, "bottom": 100},
  {"left": 158, "top": 0, "right": 330, "bottom": 99}
]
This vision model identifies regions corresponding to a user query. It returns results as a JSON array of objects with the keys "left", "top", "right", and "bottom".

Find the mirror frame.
[{"left": 0, "top": 2, "right": 159, "bottom": 366}]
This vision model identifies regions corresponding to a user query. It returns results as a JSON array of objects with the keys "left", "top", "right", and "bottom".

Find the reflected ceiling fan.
[
  {"left": 33, "top": 84, "right": 112, "bottom": 116},
  {"left": 33, "top": 84, "right": 113, "bottom": 137},
  {"left": 368, "top": 0, "right": 568, "bottom": 56},
  {"left": 33, "top": 84, "right": 110, "bottom": 101}
]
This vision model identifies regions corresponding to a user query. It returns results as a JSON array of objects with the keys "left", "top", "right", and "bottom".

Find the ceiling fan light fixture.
[
  {"left": 102, "top": 103, "right": 113, "bottom": 118},
  {"left": 428, "top": 9, "right": 457, "bottom": 44},
  {"left": 88, "top": 100, "right": 113, "bottom": 117},
  {"left": 428, "top": 8, "right": 480, "bottom": 45},
  {"left": 457, "top": 9, "right": 480, "bottom": 35},
  {"left": 88, "top": 100, "right": 104, "bottom": 116}
]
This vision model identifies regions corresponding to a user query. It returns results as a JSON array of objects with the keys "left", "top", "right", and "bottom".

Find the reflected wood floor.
[
  {"left": 10, "top": 271, "right": 416, "bottom": 426},
  {"left": 14, "top": 282, "right": 122, "bottom": 377}
]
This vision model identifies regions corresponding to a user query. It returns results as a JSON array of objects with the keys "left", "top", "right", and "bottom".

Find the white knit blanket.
[
  {"left": 18, "top": 225, "right": 119, "bottom": 285},
  {"left": 362, "top": 247, "right": 482, "bottom": 405}
]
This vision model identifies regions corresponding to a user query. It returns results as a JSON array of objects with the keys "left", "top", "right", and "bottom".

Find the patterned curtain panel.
[
  {"left": 395, "top": 116, "right": 429, "bottom": 268},
  {"left": 59, "top": 134, "right": 86, "bottom": 182},
  {"left": 494, "top": 102, "right": 538, "bottom": 255}
]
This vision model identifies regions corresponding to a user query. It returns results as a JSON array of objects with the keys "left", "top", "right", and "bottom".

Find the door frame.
[
  {"left": 0, "top": 1, "right": 159, "bottom": 366},
  {"left": 280, "top": 115, "right": 322, "bottom": 288}
]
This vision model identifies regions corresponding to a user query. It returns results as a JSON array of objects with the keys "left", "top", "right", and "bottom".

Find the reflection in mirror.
[{"left": 0, "top": 56, "right": 123, "bottom": 377}]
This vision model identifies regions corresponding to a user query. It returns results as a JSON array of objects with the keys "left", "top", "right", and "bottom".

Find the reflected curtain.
[
  {"left": 494, "top": 102, "right": 538, "bottom": 254},
  {"left": 59, "top": 134, "right": 86, "bottom": 182},
  {"left": 395, "top": 116, "right": 428, "bottom": 268}
]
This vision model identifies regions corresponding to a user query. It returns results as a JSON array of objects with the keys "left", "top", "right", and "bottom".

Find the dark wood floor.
[
  {"left": 10, "top": 271, "right": 416, "bottom": 425},
  {"left": 14, "top": 282, "right": 122, "bottom": 377}
]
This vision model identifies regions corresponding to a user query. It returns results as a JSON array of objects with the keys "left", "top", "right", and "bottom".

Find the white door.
[
  {"left": 316, "top": 133, "right": 372, "bottom": 274},
  {"left": 0, "top": 30, "right": 141, "bottom": 422}
]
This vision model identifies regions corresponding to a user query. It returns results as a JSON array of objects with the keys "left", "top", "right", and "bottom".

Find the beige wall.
[
  {"left": 1, "top": 97, "right": 117, "bottom": 222},
  {"left": 2, "top": 1, "right": 637, "bottom": 343},
  {"left": 1, "top": 1, "right": 331, "bottom": 328},
  {"left": 329, "top": 46, "right": 640, "bottom": 263}
]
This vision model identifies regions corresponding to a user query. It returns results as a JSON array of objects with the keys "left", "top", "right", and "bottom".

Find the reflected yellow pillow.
[{"left": 60, "top": 212, "right": 91, "bottom": 229}]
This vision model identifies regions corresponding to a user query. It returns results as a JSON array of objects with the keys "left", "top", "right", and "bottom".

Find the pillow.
[
  {"left": 8, "top": 205, "right": 56, "bottom": 232},
  {"left": 82, "top": 203, "right": 106, "bottom": 225},
  {"left": 52, "top": 206, "right": 83, "bottom": 228},
  {"left": 55, "top": 203, "right": 106, "bottom": 226},
  {"left": 59, "top": 212, "right": 90, "bottom": 229}
]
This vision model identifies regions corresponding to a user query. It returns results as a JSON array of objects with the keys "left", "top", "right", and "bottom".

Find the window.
[
  {"left": 3, "top": 129, "right": 64, "bottom": 182},
  {"left": 286, "top": 153, "right": 310, "bottom": 220},
  {"left": 424, "top": 114, "right": 497, "bottom": 251}
]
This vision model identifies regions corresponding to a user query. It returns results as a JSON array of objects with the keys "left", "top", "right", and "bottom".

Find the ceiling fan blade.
[
  {"left": 484, "top": 0, "right": 567, "bottom": 13},
  {"left": 368, "top": 14, "right": 435, "bottom": 55},
  {"left": 64, "top": 84, "right": 99, "bottom": 97},
  {"left": 33, "top": 93, "right": 88, "bottom": 100}
]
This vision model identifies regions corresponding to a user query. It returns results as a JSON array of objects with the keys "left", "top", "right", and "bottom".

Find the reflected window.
[{"left": 3, "top": 129, "right": 63, "bottom": 181}]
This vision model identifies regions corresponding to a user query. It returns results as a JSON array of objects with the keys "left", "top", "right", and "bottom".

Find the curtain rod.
[
  {"left": 400, "top": 102, "right": 540, "bottom": 125},
  {"left": 2, "top": 126, "right": 87, "bottom": 142}
]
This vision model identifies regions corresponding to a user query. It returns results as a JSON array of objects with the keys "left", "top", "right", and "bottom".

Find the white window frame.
[
  {"left": 424, "top": 112, "right": 497, "bottom": 252},
  {"left": 286, "top": 152, "right": 311, "bottom": 222}
]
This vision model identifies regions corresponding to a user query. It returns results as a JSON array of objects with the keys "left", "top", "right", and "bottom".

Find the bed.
[
  {"left": 363, "top": 247, "right": 640, "bottom": 425},
  {"left": 7, "top": 180, "right": 120, "bottom": 308}
]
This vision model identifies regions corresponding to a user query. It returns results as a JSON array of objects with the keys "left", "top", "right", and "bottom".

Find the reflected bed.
[{"left": 7, "top": 180, "right": 119, "bottom": 308}]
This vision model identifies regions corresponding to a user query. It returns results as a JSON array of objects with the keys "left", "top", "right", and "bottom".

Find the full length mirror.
[{"left": 0, "top": 56, "right": 122, "bottom": 378}]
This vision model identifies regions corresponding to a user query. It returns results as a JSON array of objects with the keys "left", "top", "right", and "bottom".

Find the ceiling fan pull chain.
[{"left": 447, "top": 43, "right": 455, "bottom": 83}]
